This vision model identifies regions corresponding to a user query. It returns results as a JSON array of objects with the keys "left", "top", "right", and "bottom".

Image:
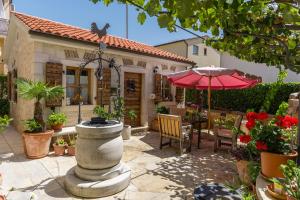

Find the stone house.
[
  {"left": 156, "top": 37, "right": 300, "bottom": 82},
  {"left": 4, "top": 12, "right": 194, "bottom": 132}
]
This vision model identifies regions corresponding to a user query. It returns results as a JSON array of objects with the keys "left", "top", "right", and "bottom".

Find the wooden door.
[{"left": 124, "top": 72, "right": 142, "bottom": 126}]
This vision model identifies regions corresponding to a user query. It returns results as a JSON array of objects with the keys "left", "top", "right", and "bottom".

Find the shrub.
[{"left": 186, "top": 82, "right": 300, "bottom": 114}]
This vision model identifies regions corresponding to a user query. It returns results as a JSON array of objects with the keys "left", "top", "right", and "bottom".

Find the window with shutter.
[
  {"left": 97, "top": 68, "right": 111, "bottom": 106},
  {"left": 45, "top": 62, "right": 63, "bottom": 107}
]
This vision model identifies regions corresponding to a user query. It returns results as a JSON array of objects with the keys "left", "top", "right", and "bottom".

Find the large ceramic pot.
[
  {"left": 75, "top": 121, "right": 124, "bottom": 169},
  {"left": 261, "top": 151, "right": 298, "bottom": 178},
  {"left": 236, "top": 160, "right": 251, "bottom": 186},
  {"left": 22, "top": 130, "right": 54, "bottom": 159}
]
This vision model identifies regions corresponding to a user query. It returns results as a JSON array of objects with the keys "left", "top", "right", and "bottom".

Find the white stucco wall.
[{"left": 220, "top": 53, "right": 300, "bottom": 82}]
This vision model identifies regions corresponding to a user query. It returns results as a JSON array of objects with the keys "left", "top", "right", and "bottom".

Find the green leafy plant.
[
  {"left": 273, "top": 160, "right": 300, "bottom": 199},
  {"left": 214, "top": 116, "right": 235, "bottom": 129},
  {"left": 0, "top": 115, "right": 12, "bottom": 132},
  {"left": 47, "top": 113, "right": 67, "bottom": 126},
  {"left": 67, "top": 134, "right": 77, "bottom": 146},
  {"left": 55, "top": 137, "right": 66, "bottom": 146},
  {"left": 112, "top": 97, "right": 125, "bottom": 121},
  {"left": 248, "top": 161, "right": 261, "bottom": 184},
  {"left": 17, "top": 79, "right": 64, "bottom": 131},
  {"left": 276, "top": 101, "right": 289, "bottom": 116},
  {"left": 127, "top": 110, "right": 137, "bottom": 126},
  {"left": 24, "top": 119, "right": 42, "bottom": 133},
  {"left": 155, "top": 106, "right": 169, "bottom": 114},
  {"left": 93, "top": 106, "right": 111, "bottom": 119}
]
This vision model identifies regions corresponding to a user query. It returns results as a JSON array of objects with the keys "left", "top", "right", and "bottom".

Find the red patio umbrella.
[{"left": 167, "top": 66, "right": 262, "bottom": 130}]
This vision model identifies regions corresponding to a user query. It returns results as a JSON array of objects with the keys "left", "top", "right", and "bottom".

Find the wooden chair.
[
  {"left": 169, "top": 106, "right": 187, "bottom": 119},
  {"left": 157, "top": 114, "right": 192, "bottom": 155},
  {"left": 214, "top": 112, "right": 243, "bottom": 152}
]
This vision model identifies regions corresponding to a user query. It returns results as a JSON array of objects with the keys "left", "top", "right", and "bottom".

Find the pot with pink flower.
[{"left": 239, "top": 111, "right": 298, "bottom": 179}]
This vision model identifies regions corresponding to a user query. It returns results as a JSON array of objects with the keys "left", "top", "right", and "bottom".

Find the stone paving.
[{"left": 0, "top": 126, "right": 238, "bottom": 200}]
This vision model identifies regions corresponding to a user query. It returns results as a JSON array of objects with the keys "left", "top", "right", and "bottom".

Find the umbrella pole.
[{"left": 208, "top": 76, "right": 211, "bottom": 134}]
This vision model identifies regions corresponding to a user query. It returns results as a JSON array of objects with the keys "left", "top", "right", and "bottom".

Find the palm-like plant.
[{"left": 17, "top": 79, "right": 64, "bottom": 130}]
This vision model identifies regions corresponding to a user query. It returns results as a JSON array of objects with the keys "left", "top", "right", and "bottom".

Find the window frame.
[
  {"left": 161, "top": 75, "right": 172, "bottom": 101},
  {"left": 66, "top": 67, "right": 91, "bottom": 106},
  {"left": 192, "top": 45, "right": 199, "bottom": 55}
]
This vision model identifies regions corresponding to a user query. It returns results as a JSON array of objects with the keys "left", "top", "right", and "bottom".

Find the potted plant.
[
  {"left": 67, "top": 134, "right": 76, "bottom": 156},
  {"left": 47, "top": 112, "right": 67, "bottom": 131},
  {"left": 0, "top": 115, "right": 12, "bottom": 132},
  {"left": 239, "top": 111, "right": 298, "bottom": 178},
  {"left": 273, "top": 160, "right": 300, "bottom": 200},
  {"left": 17, "top": 79, "right": 64, "bottom": 159},
  {"left": 53, "top": 137, "right": 66, "bottom": 156}
]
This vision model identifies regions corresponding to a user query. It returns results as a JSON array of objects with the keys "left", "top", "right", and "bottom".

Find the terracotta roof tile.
[{"left": 13, "top": 12, "right": 194, "bottom": 64}]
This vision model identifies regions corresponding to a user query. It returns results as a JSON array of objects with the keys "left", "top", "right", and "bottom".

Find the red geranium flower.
[
  {"left": 239, "top": 135, "right": 252, "bottom": 144},
  {"left": 276, "top": 115, "right": 298, "bottom": 129},
  {"left": 256, "top": 141, "right": 268, "bottom": 151},
  {"left": 246, "top": 112, "right": 257, "bottom": 121},
  {"left": 246, "top": 120, "right": 256, "bottom": 130},
  {"left": 256, "top": 112, "right": 268, "bottom": 121}
]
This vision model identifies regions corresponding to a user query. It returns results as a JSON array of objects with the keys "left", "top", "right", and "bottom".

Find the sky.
[{"left": 13, "top": 0, "right": 204, "bottom": 46}]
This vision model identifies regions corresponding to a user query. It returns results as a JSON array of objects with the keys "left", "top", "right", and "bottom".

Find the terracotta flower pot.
[
  {"left": 22, "top": 130, "right": 54, "bottom": 159},
  {"left": 0, "top": 195, "right": 6, "bottom": 200},
  {"left": 53, "top": 144, "right": 65, "bottom": 156},
  {"left": 287, "top": 196, "right": 296, "bottom": 200},
  {"left": 261, "top": 151, "right": 298, "bottom": 178},
  {"left": 236, "top": 160, "right": 251, "bottom": 186},
  {"left": 51, "top": 124, "right": 63, "bottom": 132},
  {"left": 67, "top": 145, "right": 75, "bottom": 156}
]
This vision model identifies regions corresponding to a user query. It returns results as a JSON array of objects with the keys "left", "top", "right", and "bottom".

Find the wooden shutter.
[
  {"left": 45, "top": 62, "right": 63, "bottom": 107},
  {"left": 7, "top": 71, "right": 11, "bottom": 101},
  {"left": 97, "top": 68, "right": 111, "bottom": 106},
  {"left": 154, "top": 74, "right": 162, "bottom": 103},
  {"left": 175, "top": 87, "right": 184, "bottom": 103}
]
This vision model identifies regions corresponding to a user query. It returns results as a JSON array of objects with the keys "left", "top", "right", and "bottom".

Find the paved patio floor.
[{"left": 0, "top": 126, "right": 238, "bottom": 200}]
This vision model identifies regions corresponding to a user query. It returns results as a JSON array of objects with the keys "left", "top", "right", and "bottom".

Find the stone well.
[{"left": 64, "top": 121, "right": 131, "bottom": 198}]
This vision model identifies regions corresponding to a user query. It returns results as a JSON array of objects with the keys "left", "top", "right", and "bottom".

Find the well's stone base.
[{"left": 64, "top": 164, "right": 131, "bottom": 198}]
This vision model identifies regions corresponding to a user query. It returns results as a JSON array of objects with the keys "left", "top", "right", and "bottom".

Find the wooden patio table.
[{"left": 183, "top": 117, "right": 208, "bottom": 149}]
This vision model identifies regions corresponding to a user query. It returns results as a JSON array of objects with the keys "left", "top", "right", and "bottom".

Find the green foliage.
[
  {"left": 276, "top": 101, "right": 289, "bottom": 116},
  {"left": 24, "top": 119, "right": 42, "bottom": 133},
  {"left": 248, "top": 161, "right": 261, "bottom": 184},
  {"left": 55, "top": 137, "right": 66, "bottom": 146},
  {"left": 68, "top": 134, "right": 77, "bottom": 146},
  {"left": 0, "top": 76, "right": 9, "bottom": 116},
  {"left": 127, "top": 109, "right": 137, "bottom": 126},
  {"left": 93, "top": 106, "right": 111, "bottom": 119},
  {"left": 273, "top": 160, "right": 300, "bottom": 199},
  {"left": 90, "top": 0, "right": 300, "bottom": 72},
  {"left": 186, "top": 82, "right": 300, "bottom": 114},
  {"left": 214, "top": 116, "right": 235, "bottom": 129},
  {"left": 0, "top": 115, "right": 12, "bottom": 132},
  {"left": 47, "top": 113, "right": 67, "bottom": 126},
  {"left": 17, "top": 79, "right": 64, "bottom": 102},
  {"left": 155, "top": 106, "right": 169, "bottom": 114},
  {"left": 112, "top": 97, "right": 125, "bottom": 121}
]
